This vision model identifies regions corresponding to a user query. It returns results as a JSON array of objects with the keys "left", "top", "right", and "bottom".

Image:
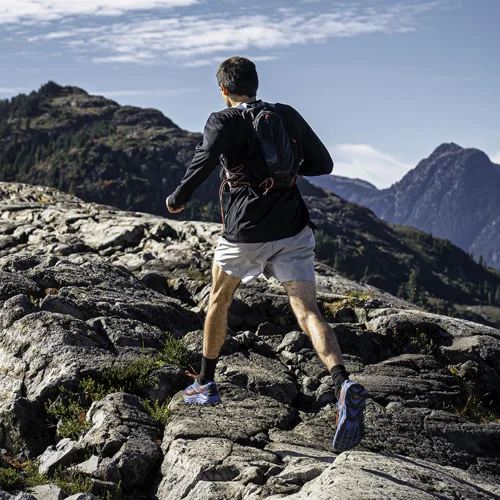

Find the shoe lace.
[{"left": 185, "top": 365, "right": 200, "bottom": 379}]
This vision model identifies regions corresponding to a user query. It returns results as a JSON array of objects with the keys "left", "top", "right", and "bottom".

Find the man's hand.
[{"left": 166, "top": 197, "right": 185, "bottom": 214}]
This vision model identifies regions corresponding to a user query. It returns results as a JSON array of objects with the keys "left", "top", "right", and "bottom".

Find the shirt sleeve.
[
  {"left": 168, "top": 113, "right": 228, "bottom": 209},
  {"left": 291, "top": 108, "right": 334, "bottom": 176}
]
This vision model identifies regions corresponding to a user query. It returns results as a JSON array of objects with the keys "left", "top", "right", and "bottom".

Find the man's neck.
[{"left": 229, "top": 95, "right": 257, "bottom": 107}]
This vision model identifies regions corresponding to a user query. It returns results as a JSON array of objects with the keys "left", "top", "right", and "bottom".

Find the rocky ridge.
[{"left": 0, "top": 182, "right": 499, "bottom": 499}]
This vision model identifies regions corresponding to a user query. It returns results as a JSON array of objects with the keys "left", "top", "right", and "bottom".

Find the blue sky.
[{"left": 0, "top": 0, "right": 498, "bottom": 188}]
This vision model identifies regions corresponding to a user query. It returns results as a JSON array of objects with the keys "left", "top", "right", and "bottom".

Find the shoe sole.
[
  {"left": 332, "top": 382, "right": 367, "bottom": 451},
  {"left": 183, "top": 394, "right": 222, "bottom": 405}
]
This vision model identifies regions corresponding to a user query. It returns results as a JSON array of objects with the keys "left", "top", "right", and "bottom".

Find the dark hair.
[{"left": 216, "top": 56, "right": 258, "bottom": 97}]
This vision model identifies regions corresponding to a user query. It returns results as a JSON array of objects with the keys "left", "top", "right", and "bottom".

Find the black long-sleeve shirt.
[{"left": 168, "top": 101, "right": 333, "bottom": 243}]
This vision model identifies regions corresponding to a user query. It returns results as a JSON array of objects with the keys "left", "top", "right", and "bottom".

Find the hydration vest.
[
  {"left": 218, "top": 101, "right": 303, "bottom": 230},
  {"left": 220, "top": 101, "right": 302, "bottom": 194}
]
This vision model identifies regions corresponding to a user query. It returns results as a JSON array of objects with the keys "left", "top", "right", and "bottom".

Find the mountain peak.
[
  {"left": 430, "top": 142, "right": 464, "bottom": 157},
  {"left": 38, "top": 81, "right": 88, "bottom": 98}
]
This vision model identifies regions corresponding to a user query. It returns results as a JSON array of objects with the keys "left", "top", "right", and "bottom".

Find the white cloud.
[
  {"left": 491, "top": 152, "right": 500, "bottom": 165},
  {"left": 249, "top": 55, "right": 280, "bottom": 62},
  {"left": 181, "top": 59, "right": 213, "bottom": 68},
  {"left": 92, "top": 53, "right": 156, "bottom": 64},
  {"left": 90, "top": 88, "right": 198, "bottom": 97},
  {"left": 330, "top": 143, "right": 413, "bottom": 189},
  {"left": 0, "top": 0, "right": 199, "bottom": 24},
  {"left": 179, "top": 54, "right": 279, "bottom": 68},
  {"left": 18, "top": 2, "right": 442, "bottom": 65}
]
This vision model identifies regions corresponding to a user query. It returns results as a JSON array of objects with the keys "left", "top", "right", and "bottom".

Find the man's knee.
[{"left": 211, "top": 263, "right": 240, "bottom": 301}]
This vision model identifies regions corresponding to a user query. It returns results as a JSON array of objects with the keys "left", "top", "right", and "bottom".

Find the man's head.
[{"left": 216, "top": 56, "right": 258, "bottom": 107}]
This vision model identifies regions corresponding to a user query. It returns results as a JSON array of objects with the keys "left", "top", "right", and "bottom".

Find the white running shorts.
[{"left": 214, "top": 224, "right": 316, "bottom": 284}]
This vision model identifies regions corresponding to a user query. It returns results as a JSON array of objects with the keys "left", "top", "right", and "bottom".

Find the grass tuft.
[
  {"left": 158, "top": 332, "right": 190, "bottom": 368},
  {"left": 446, "top": 366, "right": 500, "bottom": 424},
  {"left": 321, "top": 291, "right": 373, "bottom": 321},
  {"left": 389, "top": 326, "right": 434, "bottom": 356},
  {"left": 142, "top": 398, "right": 172, "bottom": 426},
  {"left": 0, "top": 467, "right": 24, "bottom": 491},
  {"left": 53, "top": 466, "right": 93, "bottom": 496},
  {"left": 0, "top": 459, "right": 48, "bottom": 492}
]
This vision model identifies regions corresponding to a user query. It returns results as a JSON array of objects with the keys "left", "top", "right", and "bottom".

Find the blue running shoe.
[
  {"left": 183, "top": 377, "right": 222, "bottom": 405},
  {"left": 332, "top": 379, "right": 367, "bottom": 451}
]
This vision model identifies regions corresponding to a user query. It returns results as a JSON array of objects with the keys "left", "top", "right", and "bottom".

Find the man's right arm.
[{"left": 167, "top": 113, "right": 228, "bottom": 210}]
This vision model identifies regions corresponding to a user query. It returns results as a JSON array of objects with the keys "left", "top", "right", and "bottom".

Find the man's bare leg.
[
  {"left": 183, "top": 262, "right": 240, "bottom": 403},
  {"left": 203, "top": 261, "right": 241, "bottom": 359},
  {"left": 282, "top": 279, "right": 343, "bottom": 370},
  {"left": 283, "top": 279, "right": 367, "bottom": 451}
]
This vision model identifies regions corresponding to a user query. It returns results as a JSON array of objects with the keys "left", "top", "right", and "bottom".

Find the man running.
[{"left": 166, "top": 56, "right": 367, "bottom": 451}]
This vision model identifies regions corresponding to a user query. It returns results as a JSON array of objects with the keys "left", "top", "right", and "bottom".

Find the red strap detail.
[
  {"left": 185, "top": 364, "right": 200, "bottom": 378},
  {"left": 259, "top": 177, "right": 275, "bottom": 195},
  {"left": 219, "top": 164, "right": 251, "bottom": 232}
]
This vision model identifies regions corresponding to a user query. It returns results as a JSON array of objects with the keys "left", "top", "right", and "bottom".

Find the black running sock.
[
  {"left": 330, "top": 364, "right": 349, "bottom": 400},
  {"left": 198, "top": 355, "right": 218, "bottom": 385}
]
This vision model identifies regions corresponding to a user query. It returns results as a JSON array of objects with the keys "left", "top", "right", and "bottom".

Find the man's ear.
[{"left": 220, "top": 83, "right": 230, "bottom": 96}]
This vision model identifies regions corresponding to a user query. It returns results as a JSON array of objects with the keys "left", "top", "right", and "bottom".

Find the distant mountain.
[
  {"left": 1, "top": 82, "right": 500, "bottom": 322},
  {"left": 309, "top": 174, "right": 378, "bottom": 200},
  {"left": 310, "top": 143, "right": 500, "bottom": 270}
]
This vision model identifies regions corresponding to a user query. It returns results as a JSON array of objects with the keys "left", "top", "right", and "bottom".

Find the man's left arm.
[
  {"left": 167, "top": 113, "right": 227, "bottom": 212},
  {"left": 282, "top": 105, "right": 333, "bottom": 177}
]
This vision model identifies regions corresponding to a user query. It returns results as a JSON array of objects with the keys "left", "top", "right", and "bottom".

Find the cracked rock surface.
[{"left": 0, "top": 182, "right": 499, "bottom": 499}]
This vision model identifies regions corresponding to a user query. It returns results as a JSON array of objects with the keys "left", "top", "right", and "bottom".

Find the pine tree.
[{"left": 407, "top": 269, "right": 420, "bottom": 303}]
